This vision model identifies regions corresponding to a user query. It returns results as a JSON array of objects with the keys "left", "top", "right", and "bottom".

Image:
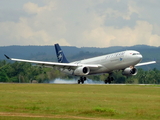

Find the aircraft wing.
[
  {"left": 4, "top": 54, "right": 101, "bottom": 69},
  {"left": 135, "top": 61, "right": 156, "bottom": 67}
]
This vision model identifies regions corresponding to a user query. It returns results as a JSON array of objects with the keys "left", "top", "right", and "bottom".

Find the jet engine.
[
  {"left": 73, "top": 67, "right": 90, "bottom": 76},
  {"left": 122, "top": 67, "right": 137, "bottom": 76}
]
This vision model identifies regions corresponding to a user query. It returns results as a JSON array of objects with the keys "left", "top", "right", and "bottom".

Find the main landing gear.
[
  {"left": 78, "top": 77, "right": 86, "bottom": 84},
  {"left": 104, "top": 73, "right": 114, "bottom": 84}
]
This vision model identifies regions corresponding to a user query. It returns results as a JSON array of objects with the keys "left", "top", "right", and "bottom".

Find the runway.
[{"left": 48, "top": 78, "right": 160, "bottom": 86}]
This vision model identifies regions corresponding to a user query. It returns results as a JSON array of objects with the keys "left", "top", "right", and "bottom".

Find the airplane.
[{"left": 4, "top": 44, "right": 156, "bottom": 84}]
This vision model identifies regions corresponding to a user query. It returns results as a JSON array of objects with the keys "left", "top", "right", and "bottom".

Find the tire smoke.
[{"left": 49, "top": 78, "right": 104, "bottom": 84}]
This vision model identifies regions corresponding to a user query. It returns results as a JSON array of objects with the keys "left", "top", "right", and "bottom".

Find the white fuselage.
[{"left": 62, "top": 50, "right": 142, "bottom": 75}]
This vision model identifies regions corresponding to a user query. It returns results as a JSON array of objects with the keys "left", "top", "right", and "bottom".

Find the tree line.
[{"left": 0, "top": 60, "right": 159, "bottom": 84}]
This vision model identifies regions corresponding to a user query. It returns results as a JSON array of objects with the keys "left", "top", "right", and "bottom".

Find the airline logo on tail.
[
  {"left": 55, "top": 44, "right": 69, "bottom": 63},
  {"left": 58, "top": 50, "right": 63, "bottom": 63}
]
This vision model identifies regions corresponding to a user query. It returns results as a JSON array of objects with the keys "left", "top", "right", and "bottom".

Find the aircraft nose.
[
  {"left": 138, "top": 54, "right": 143, "bottom": 61},
  {"left": 139, "top": 54, "right": 142, "bottom": 59}
]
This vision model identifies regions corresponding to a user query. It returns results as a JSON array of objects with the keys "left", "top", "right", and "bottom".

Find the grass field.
[{"left": 0, "top": 84, "right": 159, "bottom": 120}]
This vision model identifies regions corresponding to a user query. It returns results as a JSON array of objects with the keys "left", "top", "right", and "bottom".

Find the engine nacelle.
[
  {"left": 122, "top": 67, "right": 138, "bottom": 76},
  {"left": 73, "top": 67, "right": 90, "bottom": 76}
]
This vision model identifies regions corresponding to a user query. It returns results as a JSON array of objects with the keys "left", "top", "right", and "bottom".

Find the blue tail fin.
[{"left": 55, "top": 44, "right": 69, "bottom": 63}]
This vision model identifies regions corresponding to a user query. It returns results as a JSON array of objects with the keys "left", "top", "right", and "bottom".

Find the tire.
[
  {"left": 110, "top": 77, "right": 114, "bottom": 81},
  {"left": 78, "top": 80, "right": 80, "bottom": 84},
  {"left": 104, "top": 80, "right": 108, "bottom": 84},
  {"left": 81, "top": 80, "right": 84, "bottom": 84}
]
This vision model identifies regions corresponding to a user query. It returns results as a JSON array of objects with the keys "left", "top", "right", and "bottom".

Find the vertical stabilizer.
[{"left": 55, "top": 44, "right": 69, "bottom": 63}]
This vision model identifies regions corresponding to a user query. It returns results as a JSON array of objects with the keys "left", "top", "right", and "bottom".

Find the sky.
[{"left": 0, "top": 0, "right": 160, "bottom": 47}]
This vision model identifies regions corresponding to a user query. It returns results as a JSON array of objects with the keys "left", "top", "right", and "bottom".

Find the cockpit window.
[{"left": 133, "top": 53, "right": 140, "bottom": 55}]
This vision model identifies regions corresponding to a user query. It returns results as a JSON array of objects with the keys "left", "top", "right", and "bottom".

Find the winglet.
[{"left": 4, "top": 54, "right": 11, "bottom": 60}]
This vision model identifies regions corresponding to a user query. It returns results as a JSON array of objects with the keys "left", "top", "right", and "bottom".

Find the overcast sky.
[{"left": 0, "top": 0, "right": 160, "bottom": 47}]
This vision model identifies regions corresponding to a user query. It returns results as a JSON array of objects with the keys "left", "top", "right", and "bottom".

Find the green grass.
[{"left": 0, "top": 84, "right": 159, "bottom": 120}]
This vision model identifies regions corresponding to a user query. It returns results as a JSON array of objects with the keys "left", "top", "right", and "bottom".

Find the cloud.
[
  {"left": 23, "top": 1, "right": 56, "bottom": 14},
  {"left": 83, "top": 20, "right": 160, "bottom": 47},
  {"left": 0, "top": 0, "right": 160, "bottom": 47},
  {"left": 0, "top": 1, "right": 70, "bottom": 46}
]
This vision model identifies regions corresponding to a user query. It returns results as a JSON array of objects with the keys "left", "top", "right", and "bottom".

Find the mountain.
[{"left": 0, "top": 45, "right": 159, "bottom": 69}]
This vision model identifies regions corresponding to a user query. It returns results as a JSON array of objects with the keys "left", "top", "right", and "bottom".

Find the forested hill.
[{"left": 0, "top": 45, "right": 160, "bottom": 69}]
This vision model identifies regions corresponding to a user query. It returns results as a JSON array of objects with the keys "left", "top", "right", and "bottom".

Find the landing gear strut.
[
  {"left": 78, "top": 77, "right": 86, "bottom": 84},
  {"left": 104, "top": 73, "right": 114, "bottom": 84}
]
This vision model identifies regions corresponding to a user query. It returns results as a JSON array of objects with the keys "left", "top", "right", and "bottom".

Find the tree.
[{"left": 0, "top": 69, "right": 8, "bottom": 82}]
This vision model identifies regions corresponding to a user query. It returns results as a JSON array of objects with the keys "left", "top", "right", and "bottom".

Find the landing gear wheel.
[
  {"left": 104, "top": 76, "right": 114, "bottom": 84},
  {"left": 80, "top": 77, "right": 84, "bottom": 84},
  {"left": 78, "top": 80, "right": 81, "bottom": 84},
  {"left": 108, "top": 79, "right": 111, "bottom": 84},
  {"left": 104, "top": 80, "right": 108, "bottom": 84},
  {"left": 81, "top": 80, "right": 84, "bottom": 84},
  {"left": 78, "top": 77, "right": 86, "bottom": 84},
  {"left": 110, "top": 77, "right": 114, "bottom": 81}
]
